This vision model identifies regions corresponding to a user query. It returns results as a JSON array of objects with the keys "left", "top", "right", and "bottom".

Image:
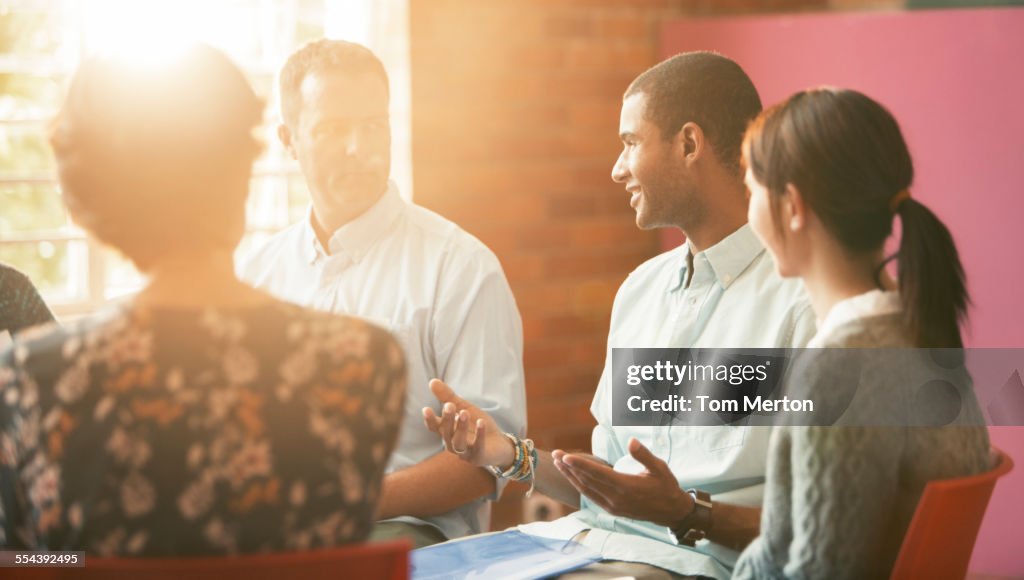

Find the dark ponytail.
[
  {"left": 744, "top": 88, "right": 969, "bottom": 348},
  {"left": 895, "top": 199, "right": 969, "bottom": 348}
]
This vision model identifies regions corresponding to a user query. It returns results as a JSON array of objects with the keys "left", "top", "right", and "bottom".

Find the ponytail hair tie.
[{"left": 890, "top": 189, "right": 911, "bottom": 212}]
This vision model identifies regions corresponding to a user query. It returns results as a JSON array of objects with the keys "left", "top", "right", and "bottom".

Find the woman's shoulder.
[
  {"left": 261, "top": 302, "right": 399, "bottom": 345},
  {"left": 791, "top": 314, "right": 912, "bottom": 385},
  {"left": 816, "top": 312, "right": 912, "bottom": 348},
  {"left": 5, "top": 308, "right": 107, "bottom": 362},
  {"left": 248, "top": 302, "right": 405, "bottom": 373}
]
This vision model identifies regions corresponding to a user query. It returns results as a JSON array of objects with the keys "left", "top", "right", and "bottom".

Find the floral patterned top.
[{"left": 0, "top": 300, "right": 406, "bottom": 556}]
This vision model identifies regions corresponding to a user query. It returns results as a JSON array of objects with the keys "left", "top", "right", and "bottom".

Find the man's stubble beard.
[{"left": 648, "top": 168, "right": 705, "bottom": 232}]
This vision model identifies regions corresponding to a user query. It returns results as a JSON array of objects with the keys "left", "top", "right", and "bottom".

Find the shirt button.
[
  {"left": 723, "top": 274, "right": 732, "bottom": 284},
  {"left": 690, "top": 298, "right": 697, "bottom": 306}
]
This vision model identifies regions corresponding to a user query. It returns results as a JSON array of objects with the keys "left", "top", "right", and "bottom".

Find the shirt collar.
[
  {"left": 303, "top": 180, "right": 405, "bottom": 264},
  {"left": 668, "top": 224, "right": 765, "bottom": 292},
  {"left": 811, "top": 289, "right": 901, "bottom": 345}
]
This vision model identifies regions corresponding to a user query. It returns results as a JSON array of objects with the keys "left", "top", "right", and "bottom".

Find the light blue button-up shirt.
[
  {"left": 237, "top": 182, "right": 526, "bottom": 541},
  {"left": 520, "top": 224, "right": 815, "bottom": 579}
]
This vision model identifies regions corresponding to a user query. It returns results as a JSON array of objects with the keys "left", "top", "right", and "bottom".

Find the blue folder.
[{"left": 411, "top": 530, "right": 601, "bottom": 580}]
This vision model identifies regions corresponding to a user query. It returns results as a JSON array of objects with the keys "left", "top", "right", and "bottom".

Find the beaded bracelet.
[
  {"left": 489, "top": 433, "right": 539, "bottom": 497},
  {"left": 493, "top": 433, "right": 523, "bottom": 478}
]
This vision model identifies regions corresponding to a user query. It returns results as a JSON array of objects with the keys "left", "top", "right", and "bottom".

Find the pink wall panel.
[{"left": 660, "top": 8, "right": 1024, "bottom": 575}]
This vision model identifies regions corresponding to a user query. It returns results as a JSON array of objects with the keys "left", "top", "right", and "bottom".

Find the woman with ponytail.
[{"left": 732, "top": 88, "right": 989, "bottom": 578}]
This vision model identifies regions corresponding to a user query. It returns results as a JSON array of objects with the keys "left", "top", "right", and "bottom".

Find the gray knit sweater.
[{"left": 732, "top": 313, "right": 990, "bottom": 579}]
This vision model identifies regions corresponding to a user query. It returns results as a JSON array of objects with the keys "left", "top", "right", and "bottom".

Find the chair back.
[{"left": 891, "top": 448, "right": 1014, "bottom": 580}]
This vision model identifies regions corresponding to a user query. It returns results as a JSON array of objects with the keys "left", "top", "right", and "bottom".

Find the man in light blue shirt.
[
  {"left": 238, "top": 40, "right": 526, "bottom": 548},
  {"left": 425, "top": 52, "right": 814, "bottom": 578}
]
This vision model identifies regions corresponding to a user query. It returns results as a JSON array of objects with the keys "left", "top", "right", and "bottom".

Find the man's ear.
[
  {"left": 784, "top": 183, "right": 807, "bottom": 232},
  {"left": 278, "top": 123, "right": 296, "bottom": 160},
  {"left": 677, "top": 122, "right": 705, "bottom": 163}
]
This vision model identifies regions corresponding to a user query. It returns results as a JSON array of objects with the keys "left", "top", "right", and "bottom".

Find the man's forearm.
[
  {"left": 377, "top": 452, "right": 495, "bottom": 520},
  {"left": 534, "top": 449, "right": 581, "bottom": 508},
  {"left": 705, "top": 502, "right": 761, "bottom": 551},
  {"left": 482, "top": 439, "right": 581, "bottom": 508}
]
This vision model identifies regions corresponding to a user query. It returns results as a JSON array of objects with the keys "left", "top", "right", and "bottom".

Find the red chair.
[
  {"left": 891, "top": 447, "right": 1014, "bottom": 580},
  {"left": 8, "top": 540, "right": 409, "bottom": 580}
]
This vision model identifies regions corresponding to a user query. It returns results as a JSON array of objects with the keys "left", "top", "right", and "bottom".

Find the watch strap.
[{"left": 669, "top": 488, "right": 713, "bottom": 547}]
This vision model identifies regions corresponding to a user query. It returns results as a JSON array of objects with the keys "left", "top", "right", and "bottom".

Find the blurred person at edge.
[
  {"left": 0, "top": 261, "right": 55, "bottom": 337},
  {"left": 0, "top": 45, "right": 407, "bottom": 555}
]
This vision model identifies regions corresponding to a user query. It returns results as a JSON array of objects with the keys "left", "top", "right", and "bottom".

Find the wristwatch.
[{"left": 669, "top": 489, "right": 713, "bottom": 547}]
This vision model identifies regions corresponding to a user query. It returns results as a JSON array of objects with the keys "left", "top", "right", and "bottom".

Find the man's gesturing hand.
[
  {"left": 552, "top": 437, "right": 694, "bottom": 527},
  {"left": 422, "top": 379, "right": 515, "bottom": 469}
]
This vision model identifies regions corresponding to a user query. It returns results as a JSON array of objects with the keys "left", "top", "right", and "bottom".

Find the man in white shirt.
[
  {"left": 237, "top": 39, "right": 526, "bottom": 547},
  {"left": 425, "top": 52, "right": 814, "bottom": 578}
]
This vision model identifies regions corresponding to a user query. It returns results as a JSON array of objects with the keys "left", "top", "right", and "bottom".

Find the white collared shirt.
[
  {"left": 808, "top": 289, "right": 902, "bottom": 347},
  {"left": 237, "top": 181, "right": 527, "bottom": 540},
  {"left": 519, "top": 225, "right": 815, "bottom": 579}
]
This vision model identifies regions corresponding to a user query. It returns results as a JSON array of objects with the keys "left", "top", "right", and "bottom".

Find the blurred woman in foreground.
[{"left": 0, "top": 46, "right": 406, "bottom": 556}]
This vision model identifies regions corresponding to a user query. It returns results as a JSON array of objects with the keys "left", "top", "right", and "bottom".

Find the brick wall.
[{"left": 409, "top": 0, "right": 886, "bottom": 529}]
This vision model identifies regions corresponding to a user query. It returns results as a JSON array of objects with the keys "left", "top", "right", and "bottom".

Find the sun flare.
[{"left": 79, "top": 0, "right": 249, "bottom": 65}]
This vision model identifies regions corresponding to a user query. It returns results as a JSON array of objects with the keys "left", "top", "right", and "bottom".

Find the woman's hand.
[{"left": 422, "top": 379, "right": 516, "bottom": 469}]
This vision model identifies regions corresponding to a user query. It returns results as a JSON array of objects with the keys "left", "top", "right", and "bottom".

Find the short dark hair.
[
  {"left": 49, "top": 44, "right": 263, "bottom": 271},
  {"left": 625, "top": 51, "right": 761, "bottom": 176},
  {"left": 278, "top": 39, "right": 389, "bottom": 128}
]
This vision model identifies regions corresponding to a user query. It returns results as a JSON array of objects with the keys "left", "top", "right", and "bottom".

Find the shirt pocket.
[
  {"left": 695, "top": 425, "right": 748, "bottom": 452},
  {"left": 363, "top": 316, "right": 429, "bottom": 402},
  {"left": 363, "top": 317, "right": 417, "bottom": 362}
]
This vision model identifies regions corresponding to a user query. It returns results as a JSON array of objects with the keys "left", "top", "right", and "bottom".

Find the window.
[{"left": 0, "top": 0, "right": 411, "bottom": 318}]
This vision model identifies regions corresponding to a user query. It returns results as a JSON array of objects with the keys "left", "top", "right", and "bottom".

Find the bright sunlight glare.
[{"left": 80, "top": 0, "right": 250, "bottom": 65}]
